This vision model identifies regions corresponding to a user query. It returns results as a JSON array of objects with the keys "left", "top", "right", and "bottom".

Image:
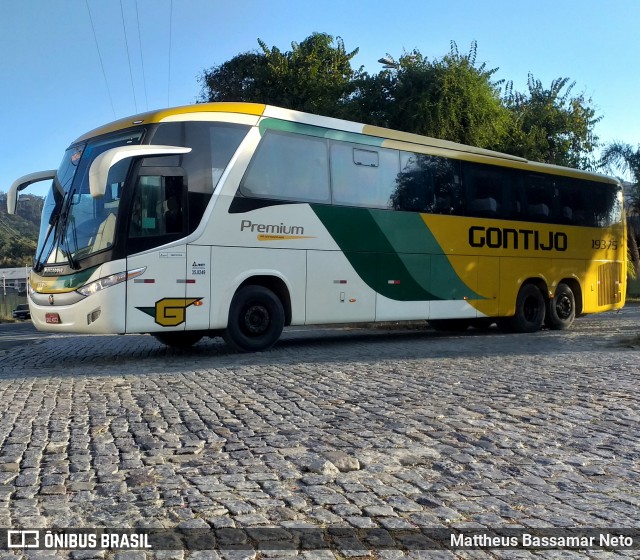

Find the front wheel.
[
  {"left": 506, "top": 283, "right": 546, "bottom": 333},
  {"left": 545, "top": 283, "right": 576, "bottom": 330},
  {"left": 223, "top": 286, "right": 285, "bottom": 352}
]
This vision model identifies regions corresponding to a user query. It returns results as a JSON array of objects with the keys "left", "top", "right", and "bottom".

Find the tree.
[
  {"left": 198, "top": 52, "right": 269, "bottom": 103},
  {"left": 394, "top": 42, "right": 510, "bottom": 149},
  {"left": 600, "top": 142, "right": 640, "bottom": 277},
  {"left": 501, "top": 74, "right": 601, "bottom": 169},
  {"left": 200, "top": 35, "right": 601, "bottom": 171},
  {"left": 600, "top": 142, "right": 640, "bottom": 185},
  {"left": 0, "top": 192, "right": 43, "bottom": 267},
  {"left": 347, "top": 42, "right": 510, "bottom": 149},
  {"left": 199, "top": 33, "right": 359, "bottom": 116}
]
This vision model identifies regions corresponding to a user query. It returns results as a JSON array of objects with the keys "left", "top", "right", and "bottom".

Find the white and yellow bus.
[{"left": 8, "top": 103, "right": 625, "bottom": 351}]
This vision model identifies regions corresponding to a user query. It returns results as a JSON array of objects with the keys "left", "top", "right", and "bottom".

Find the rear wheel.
[
  {"left": 545, "top": 283, "right": 576, "bottom": 330},
  {"left": 223, "top": 286, "right": 285, "bottom": 352},
  {"left": 506, "top": 284, "right": 546, "bottom": 333},
  {"left": 153, "top": 332, "right": 203, "bottom": 348}
]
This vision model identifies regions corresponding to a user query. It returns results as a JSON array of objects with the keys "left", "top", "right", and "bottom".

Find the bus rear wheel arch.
[
  {"left": 223, "top": 285, "right": 285, "bottom": 352},
  {"left": 501, "top": 282, "right": 547, "bottom": 333}
]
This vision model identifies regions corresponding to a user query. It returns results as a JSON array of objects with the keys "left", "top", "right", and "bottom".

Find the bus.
[{"left": 8, "top": 102, "right": 625, "bottom": 352}]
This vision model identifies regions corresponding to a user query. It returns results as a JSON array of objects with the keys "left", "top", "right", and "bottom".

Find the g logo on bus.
[
  {"left": 48, "top": 295, "right": 55, "bottom": 306},
  {"left": 137, "top": 297, "right": 203, "bottom": 327}
]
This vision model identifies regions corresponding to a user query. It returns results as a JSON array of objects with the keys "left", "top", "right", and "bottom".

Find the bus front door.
[
  {"left": 124, "top": 173, "right": 191, "bottom": 334},
  {"left": 125, "top": 246, "right": 188, "bottom": 334}
]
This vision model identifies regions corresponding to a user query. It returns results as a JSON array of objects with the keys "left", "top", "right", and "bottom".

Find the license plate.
[{"left": 45, "top": 313, "right": 61, "bottom": 324}]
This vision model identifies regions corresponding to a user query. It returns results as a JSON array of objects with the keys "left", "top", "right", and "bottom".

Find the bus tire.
[
  {"left": 428, "top": 319, "right": 470, "bottom": 332},
  {"left": 507, "top": 283, "right": 546, "bottom": 333},
  {"left": 223, "top": 285, "right": 284, "bottom": 352},
  {"left": 545, "top": 283, "right": 576, "bottom": 330},
  {"left": 153, "top": 332, "right": 203, "bottom": 348}
]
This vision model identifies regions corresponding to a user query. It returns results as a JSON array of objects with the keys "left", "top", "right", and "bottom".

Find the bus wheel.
[
  {"left": 428, "top": 319, "right": 470, "bottom": 332},
  {"left": 153, "top": 332, "right": 203, "bottom": 348},
  {"left": 223, "top": 286, "right": 284, "bottom": 352},
  {"left": 545, "top": 283, "right": 576, "bottom": 330},
  {"left": 507, "top": 283, "right": 546, "bottom": 333}
]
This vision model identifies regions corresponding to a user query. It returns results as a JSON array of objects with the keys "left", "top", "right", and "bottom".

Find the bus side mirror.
[
  {"left": 89, "top": 145, "right": 192, "bottom": 198},
  {"left": 7, "top": 170, "right": 57, "bottom": 214}
]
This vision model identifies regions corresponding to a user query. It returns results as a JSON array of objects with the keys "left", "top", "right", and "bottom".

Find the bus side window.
[
  {"left": 464, "top": 162, "right": 511, "bottom": 219},
  {"left": 587, "top": 181, "right": 622, "bottom": 227},
  {"left": 394, "top": 152, "right": 434, "bottom": 212},
  {"left": 432, "top": 157, "right": 462, "bottom": 215},
  {"left": 129, "top": 174, "right": 186, "bottom": 238},
  {"left": 149, "top": 121, "right": 250, "bottom": 234},
  {"left": 523, "top": 175, "right": 557, "bottom": 223},
  {"left": 330, "top": 143, "right": 398, "bottom": 208},
  {"left": 240, "top": 131, "right": 330, "bottom": 203},
  {"left": 555, "top": 178, "right": 583, "bottom": 225}
]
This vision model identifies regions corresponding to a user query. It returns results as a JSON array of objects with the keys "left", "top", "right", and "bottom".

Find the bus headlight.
[{"left": 77, "top": 267, "right": 146, "bottom": 297}]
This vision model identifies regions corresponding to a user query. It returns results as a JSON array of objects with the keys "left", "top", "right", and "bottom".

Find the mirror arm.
[
  {"left": 89, "top": 145, "right": 191, "bottom": 198},
  {"left": 7, "top": 170, "right": 57, "bottom": 214}
]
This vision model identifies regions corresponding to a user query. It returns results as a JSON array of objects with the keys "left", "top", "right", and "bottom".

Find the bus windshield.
[{"left": 36, "top": 130, "right": 143, "bottom": 270}]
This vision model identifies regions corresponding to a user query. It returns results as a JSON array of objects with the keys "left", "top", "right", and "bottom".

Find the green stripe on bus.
[
  {"left": 311, "top": 205, "right": 482, "bottom": 302},
  {"left": 259, "top": 118, "right": 385, "bottom": 147}
]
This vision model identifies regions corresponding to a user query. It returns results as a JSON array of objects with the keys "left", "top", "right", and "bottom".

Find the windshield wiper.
[
  {"left": 33, "top": 219, "right": 58, "bottom": 273},
  {"left": 33, "top": 202, "right": 66, "bottom": 273},
  {"left": 33, "top": 174, "right": 70, "bottom": 273},
  {"left": 43, "top": 186, "right": 79, "bottom": 272},
  {"left": 60, "top": 216, "right": 80, "bottom": 270}
]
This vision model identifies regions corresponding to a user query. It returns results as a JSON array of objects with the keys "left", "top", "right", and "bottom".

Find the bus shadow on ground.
[{"left": 0, "top": 321, "right": 624, "bottom": 377}]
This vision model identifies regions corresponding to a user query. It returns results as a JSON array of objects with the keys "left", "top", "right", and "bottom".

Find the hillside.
[{"left": 0, "top": 192, "right": 44, "bottom": 266}]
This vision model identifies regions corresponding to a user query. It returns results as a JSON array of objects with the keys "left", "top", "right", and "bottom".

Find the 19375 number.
[{"left": 592, "top": 239, "right": 618, "bottom": 250}]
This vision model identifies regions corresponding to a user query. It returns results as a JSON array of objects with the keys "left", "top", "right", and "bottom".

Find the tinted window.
[
  {"left": 148, "top": 122, "right": 249, "bottom": 232},
  {"left": 240, "top": 131, "right": 330, "bottom": 203},
  {"left": 129, "top": 174, "right": 186, "bottom": 238},
  {"left": 555, "top": 178, "right": 585, "bottom": 225},
  {"left": 464, "top": 162, "right": 514, "bottom": 219},
  {"left": 331, "top": 143, "right": 399, "bottom": 208},
  {"left": 396, "top": 153, "right": 462, "bottom": 213},
  {"left": 586, "top": 181, "right": 623, "bottom": 227},
  {"left": 522, "top": 174, "right": 557, "bottom": 222}
]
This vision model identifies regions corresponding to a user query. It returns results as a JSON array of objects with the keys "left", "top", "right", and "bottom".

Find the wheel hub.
[
  {"left": 243, "top": 304, "right": 270, "bottom": 335},
  {"left": 556, "top": 295, "right": 573, "bottom": 319}
]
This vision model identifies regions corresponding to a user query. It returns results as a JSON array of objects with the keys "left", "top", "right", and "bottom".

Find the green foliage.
[
  {"left": 599, "top": 142, "right": 640, "bottom": 278},
  {"left": 198, "top": 52, "right": 269, "bottom": 103},
  {"left": 600, "top": 141, "right": 640, "bottom": 185},
  {"left": 383, "top": 41, "right": 510, "bottom": 149},
  {"left": 200, "top": 35, "right": 601, "bottom": 171},
  {"left": 501, "top": 74, "right": 601, "bottom": 169},
  {"left": 200, "top": 33, "right": 359, "bottom": 115},
  {"left": 0, "top": 192, "right": 43, "bottom": 267}
]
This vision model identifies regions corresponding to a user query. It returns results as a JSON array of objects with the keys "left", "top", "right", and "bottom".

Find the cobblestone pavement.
[{"left": 0, "top": 306, "right": 639, "bottom": 560}]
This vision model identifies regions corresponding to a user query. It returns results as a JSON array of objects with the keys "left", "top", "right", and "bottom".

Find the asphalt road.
[{"left": 0, "top": 320, "right": 56, "bottom": 352}]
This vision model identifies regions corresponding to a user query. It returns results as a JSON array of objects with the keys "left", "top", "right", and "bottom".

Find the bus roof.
[{"left": 73, "top": 102, "right": 617, "bottom": 185}]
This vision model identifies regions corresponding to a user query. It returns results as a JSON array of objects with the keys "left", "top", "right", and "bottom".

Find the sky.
[{"left": 0, "top": 0, "right": 638, "bottom": 200}]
